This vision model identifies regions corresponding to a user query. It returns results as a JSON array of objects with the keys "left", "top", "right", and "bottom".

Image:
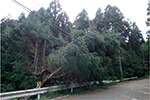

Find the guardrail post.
[
  {"left": 37, "top": 94, "right": 40, "bottom": 100},
  {"left": 71, "top": 82, "right": 73, "bottom": 93},
  {"left": 1, "top": 78, "right": 137, "bottom": 100}
]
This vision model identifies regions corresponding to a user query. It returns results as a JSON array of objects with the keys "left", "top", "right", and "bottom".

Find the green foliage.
[
  {"left": 146, "top": 1, "right": 150, "bottom": 26},
  {"left": 47, "top": 35, "right": 102, "bottom": 82},
  {"left": 1, "top": 41, "right": 36, "bottom": 92},
  {"left": 121, "top": 49, "right": 148, "bottom": 78},
  {"left": 73, "top": 9, "right": 89, "bottom": 32},
  {"left": 1, "top": 0, "right": 148, "bottom": 93},
  {"left": 128, "top": 22, "right": 144, "bottom": 51}
]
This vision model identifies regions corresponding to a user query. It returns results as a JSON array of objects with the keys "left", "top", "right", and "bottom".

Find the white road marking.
[
  {"left": 123, "top": 95, "right": 130, "bottom": 99},
  {"left": 132, "top": 98, "right": 138, "bottom": 100},
  {"left": 131, "top": 84, "right": 150, "bottom": 95},
  {"left": 136, "top": 85, "right": 150, "bottom": 89},
  {"left": 131, "top": 85, "right": 138, "bottom": 91},
  {"left": 137, "top": 90, "right": 150, "bottom": 95},
  {"left": 123, "top": 95, "right": 138, "bottom": 100},
  {"left": 144, "top": 87, "right": 150, "bottom": 89}
]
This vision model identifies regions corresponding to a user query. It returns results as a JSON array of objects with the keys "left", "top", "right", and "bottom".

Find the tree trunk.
[
  {"left": 34, "top": 40, "right": 38, "bottom": 73},
  {"left": 42, "top": 38, "right": 46, "bottom": 70}
]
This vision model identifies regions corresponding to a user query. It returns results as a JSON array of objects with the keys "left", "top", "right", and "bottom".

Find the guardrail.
[
  {"left": 0, "top": 81, "right": 98, "bottom": 100},
  {"left": 102, "top": 77, "right": 137, "bottom": 83},
  {"left": 0, "top": 77, "right": 137, "bottom": 100}
]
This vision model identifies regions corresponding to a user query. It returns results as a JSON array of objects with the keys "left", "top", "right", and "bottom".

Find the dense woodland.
[{"left": 1, "top": 0, "right": 150, "bottom": 93}]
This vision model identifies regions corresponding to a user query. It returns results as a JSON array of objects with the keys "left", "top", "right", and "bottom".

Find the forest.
[{"left": 1, "top": 0, "right": 149, "bottom": 93}]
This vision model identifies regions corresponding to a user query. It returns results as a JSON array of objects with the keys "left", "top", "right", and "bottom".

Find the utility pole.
[
  {"left": 118, "top": 50, "right": 123, "bottom": 81},
  {"left": 142, "top": 46, "right": 145, "bottom": 64}
]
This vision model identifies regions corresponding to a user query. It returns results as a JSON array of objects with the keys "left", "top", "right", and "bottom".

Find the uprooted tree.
[
  {"left": 1, "top": 0, "right": 149, "bottom": 92},
  {"left": 13, "top": 10, "right": 72, "bottom": 86}
]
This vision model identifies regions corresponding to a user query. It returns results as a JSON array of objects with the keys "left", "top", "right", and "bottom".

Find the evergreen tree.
[
  {"left": 1, "top": 2, "right": 148, "bottom": 93},
  {"left": 57, "top": 11, "right": 72, "bottom": 39},
  {"left": 146, "top": 30, "right": 150, "bottom": 39},
  {"left": 146, "top": 1, "right": 150, "bottom": 26},
  {"left": 18, "top": 12, "right": 25, "bottom": 22},
  {"left": 103, "top": 5, "right": 124, "bottom": 32},
  {"left": 1, "top": 19, "right": 37, "bottom": 92},
  {"left": 73, "top": 9, "right": 90, "bottom": 33},
  {"left": 46, "top": 0, "right": 62, "bottom": 37},
  {"left": 128, "top": 22, "right": 144, "bottom": 52},
  {"left": 93, "top": 8, "right": 104, "bottom": 33}
]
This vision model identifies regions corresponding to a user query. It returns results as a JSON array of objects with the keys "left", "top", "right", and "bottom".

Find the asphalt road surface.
[{"left": 75, "top": 78, "right": 150, "bottom": 100}]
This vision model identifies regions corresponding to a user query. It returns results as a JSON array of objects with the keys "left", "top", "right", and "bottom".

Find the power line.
[
  {"left": 31, "top": 0, "right": 41, "bottom": 8},
  {"left": 30, "top": 0, "right": 48, "bottom": 9},
  {"left": 30, "top": 0, "right": 53, "bottom": 22},
  {"left": 11, "top": 0, "right": 70, "bottom": 36},
  {"left": 33, "top": 0, "right": 47, "bottom": 8},
  {"left": 85, "top": 0, "right": 96, "bottom": 11},
  {"left": 12, "top": 0, "right": 142, "bottom": 46}
]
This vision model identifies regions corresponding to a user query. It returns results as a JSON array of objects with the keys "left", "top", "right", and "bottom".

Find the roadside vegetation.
[
  {"left": 34, "top": 82, "right": 117, "bottom": 100},
  {"left": 1, "top": 1, "right": 149, "bottom": 98},
  {"left": 33, "top": 76, "right": 150, "bottom": 100}
]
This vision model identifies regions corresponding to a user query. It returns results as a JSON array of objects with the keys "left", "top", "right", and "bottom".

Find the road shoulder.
[{"left": 49, "top": 78, "right": 150, "bottom": 100}]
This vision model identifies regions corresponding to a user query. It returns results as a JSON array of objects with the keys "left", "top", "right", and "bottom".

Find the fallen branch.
[{"left": 42, "top": 67, "right": 63, "bottom": 86}]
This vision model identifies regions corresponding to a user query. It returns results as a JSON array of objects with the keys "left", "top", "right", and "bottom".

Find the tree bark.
[
  {"left": 42, "top": 38, "right": 46, "bottom": 70},
  {"left": 34, "top": 40, "right": 38, "bottom": 73}
]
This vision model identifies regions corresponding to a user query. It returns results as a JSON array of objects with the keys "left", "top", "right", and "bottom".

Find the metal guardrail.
[
  {"left": 0, "top": 81, "right": 97, "bottom": 100},
  {"left": 0, "top": 87, "right": 48, "bottom": 100},
  {"left": 123, "top": 77, "right": 137, "bottom": 81},
  {"left": 0, "top": 77, "right": 137, "bottom": 100}
]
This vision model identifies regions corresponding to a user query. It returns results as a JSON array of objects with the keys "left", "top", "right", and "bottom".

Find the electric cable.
[
  {"left": 31, "top": 0, "right": 41, "bottom": 8},
  {"left": 85, "top": 0, "right": 96, "bottom": 11},
  {"left": 11, "top": 0, "right": 70, "bottom": 36},
  {"left": 11, "top": 0, "right": 142, "bottom": 53},
  {"left": 33, "top": 0, "right": 47, "bottom": 8}
]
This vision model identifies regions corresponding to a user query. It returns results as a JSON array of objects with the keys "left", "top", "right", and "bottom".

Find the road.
[{"left": 59, "top": 78, "right": 150, "bottom": 100}]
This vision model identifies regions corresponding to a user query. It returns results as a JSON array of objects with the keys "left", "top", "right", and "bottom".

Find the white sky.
[{"left": 0, "top": 0, "right": 149, "bottom": 40}]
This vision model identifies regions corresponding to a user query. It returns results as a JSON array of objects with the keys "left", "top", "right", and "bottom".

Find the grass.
[
  {"left": 33, "top": 82, "right": 118, "bottom": 100},
  {"left": 135, "top": 75, "right": 150, "bottom": 80}
]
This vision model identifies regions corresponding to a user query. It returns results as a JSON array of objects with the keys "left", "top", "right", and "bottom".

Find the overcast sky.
[{"left": 0, "top": 0, "right": 149, "bottom": 40}]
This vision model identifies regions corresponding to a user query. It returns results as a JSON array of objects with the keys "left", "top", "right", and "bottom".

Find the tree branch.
[
  {"left": 42, "top": 66, "right": 62, "bottom": 86},
  {"left": 25, "top": 47, "right": 42, "bottom": 76}
]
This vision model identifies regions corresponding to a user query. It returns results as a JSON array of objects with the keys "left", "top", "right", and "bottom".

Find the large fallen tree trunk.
[{"left": 24, "top": 34, "right": 72, "bottom": 87}]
